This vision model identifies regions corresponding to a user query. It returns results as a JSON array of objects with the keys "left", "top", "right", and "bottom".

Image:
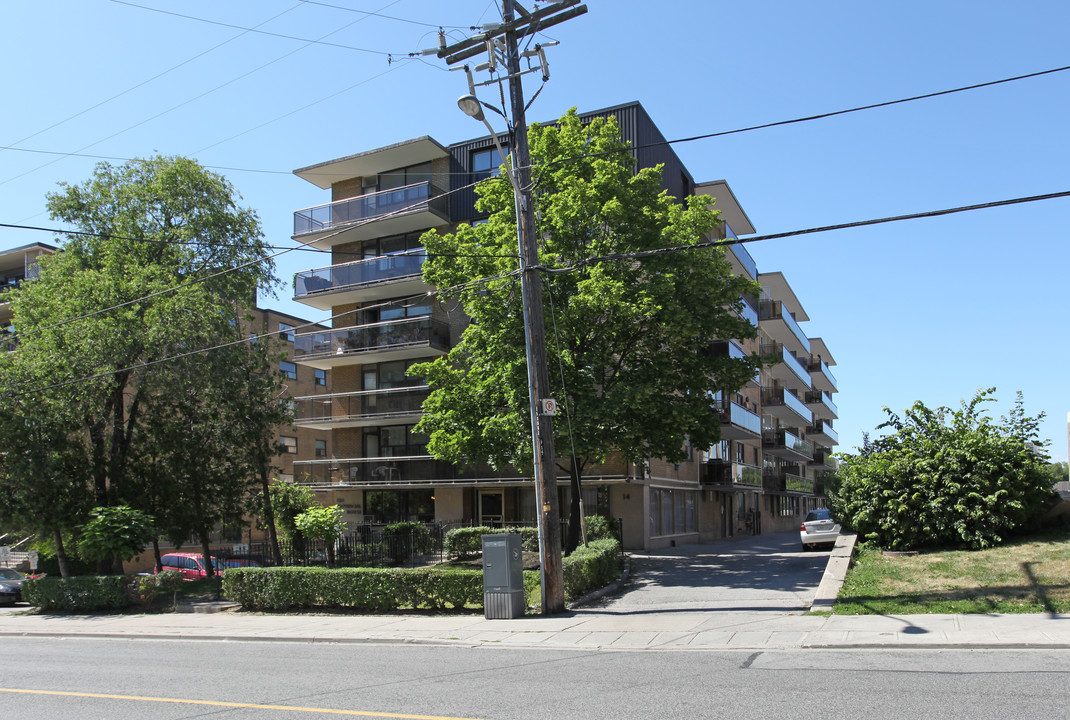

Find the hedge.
[
  {"left": 560, "top": 538, "right": 622, "bottom": 601},
  {"left": 224, "top": 538, "right": 622, "bottom": 611},
  {"left": 444, "top": 526, "right": 539, "bottom": 558},
  {"left": 22, "top": 575, "right": 130, "bottom": 612},
  {"left": 222, "top": 566, "right": 487, "bottom": 611}
]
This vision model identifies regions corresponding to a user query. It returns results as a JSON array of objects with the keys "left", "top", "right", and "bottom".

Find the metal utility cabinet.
[{"left": 482, "top": 533, "right": 525, "bottom": 619}]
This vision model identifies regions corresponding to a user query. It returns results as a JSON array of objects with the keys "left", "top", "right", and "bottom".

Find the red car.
[{"left": 158, "top": 553, "right": 259, "bottom": 580}]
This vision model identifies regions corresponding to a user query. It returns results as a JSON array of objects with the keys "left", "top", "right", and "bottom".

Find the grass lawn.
[{"left": 835, "top": 527, "right": 1070, "bottom": 615}]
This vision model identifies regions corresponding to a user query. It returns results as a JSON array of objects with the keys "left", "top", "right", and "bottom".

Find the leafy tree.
[
  {"left": 1045, "top": 461, "right": 1069, "bottom": 486},
  {"left": 828, "top": 389, "right": 1055, "bottom": 551},
  {"left": 294, "top": 504, "right": 346, "bottom": 567},
  {"left": 0, "top": 375, "right": 93, "bottom": 578},
  {"left": 76, "top": 505, "right": 155, "bottom": 568},
  {"left": 413, "top": 110, "right": 760, "bottom": 550},
  {"left": 267, "top": 477, "right": 318, "bottom": 544},
  {"left": 0, "top": 155, "right": 278, "bottom": 572}
]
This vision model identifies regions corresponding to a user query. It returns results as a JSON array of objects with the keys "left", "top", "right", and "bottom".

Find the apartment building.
[
  {"left": 0, "top": 242, "right": 55, "bottom": 339},
  {"left": 287, "top": 102, "right": 839, "bottom": 550}
]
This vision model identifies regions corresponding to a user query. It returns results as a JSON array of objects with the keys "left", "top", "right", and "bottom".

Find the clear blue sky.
[{"left": 2, "top": 0, "right": 1068, "bottom": 460}]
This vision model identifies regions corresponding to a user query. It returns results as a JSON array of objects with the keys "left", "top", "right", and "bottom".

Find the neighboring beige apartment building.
[{"left": 285, "top": 102, "right": 840, "bottom": 550}]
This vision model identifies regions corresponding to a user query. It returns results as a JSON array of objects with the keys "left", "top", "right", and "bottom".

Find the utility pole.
[{"left": 438, "top": 0, "right": 586, "bottom": 614}]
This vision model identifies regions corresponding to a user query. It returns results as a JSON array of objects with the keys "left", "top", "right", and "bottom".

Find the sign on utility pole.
[{"left": 438, "top": 0, "right": 587, "bottom": 615}]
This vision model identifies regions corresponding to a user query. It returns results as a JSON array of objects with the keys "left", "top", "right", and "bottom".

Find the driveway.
[{"left": 590, "top": 531, "right": 830, "bottom": 614}]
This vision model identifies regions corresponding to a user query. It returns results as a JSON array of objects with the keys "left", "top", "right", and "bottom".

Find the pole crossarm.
[{"left": 438, "top": 1, "right": 587, "bottom": 65}]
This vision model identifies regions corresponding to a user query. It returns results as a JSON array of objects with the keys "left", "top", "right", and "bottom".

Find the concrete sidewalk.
[
  {"left": 4, "top": 604, "right": 1070, "bottom": 650},
  {"left": 3, "top": 532, "right": 1069, "bottom": 650}
]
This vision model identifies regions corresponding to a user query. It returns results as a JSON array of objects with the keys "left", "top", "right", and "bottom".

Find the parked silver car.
[
  {"left": 0, "top": 568, "right": 27, "bottom": 605},
  {"left": 800, "top": 508, "right": 840, "bottom": 550}
]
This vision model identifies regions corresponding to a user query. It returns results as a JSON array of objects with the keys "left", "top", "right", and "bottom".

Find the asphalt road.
[{"left": 3, "top": 637, "right": 1068, "bottom": 719}]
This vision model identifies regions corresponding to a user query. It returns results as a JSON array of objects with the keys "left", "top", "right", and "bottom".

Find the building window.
[
  {"left": 472, "top": 146, "right": 508, "bottom": 182},
  {"left": 315, "top": 439, "right": 327, "bottom": 457},
  {"left": 278, "top": 323, "right": 295, "bottom": 342},
  {"left": 280, "top": 436, "right": 298, "bottom": 454},
  {"left": 314, "top": 368, "right": 326, "bottom": 386},
  {"left": 280, "top": 361, "right": 297, "bottom": 380},
  {"left": 376, "top": 162, "right": 432, "bottom": 191}
]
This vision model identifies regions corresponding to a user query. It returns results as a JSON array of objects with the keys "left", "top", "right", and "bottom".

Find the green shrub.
[
  {"left": 562, "top": 538, "right": 622, "bottom": 601},
  {"left": 23, "top": 575, "right": 130, "bottom": 611},
  {"left": 382, "top": 522, "right": 434, "bottom": 564},
  {"left": 583, "top": 515, "right": 618, "bottom": 542},
  {"left": 222, "top": 566, "right": 485, "bottom": 612},
  {"left": 127, "top": 570, "right": 184, "bottom": 607},
  {"left": 829, "top": 390, "right": 1057, "bottom": 551},
  {"left": 444, "top": 526, "right": 539, "bottom": 559}
]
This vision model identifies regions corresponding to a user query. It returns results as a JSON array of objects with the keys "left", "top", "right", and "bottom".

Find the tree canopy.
[
  {"left": 828, "top": 389, "right": 1056, "bottom": 551},
  {"left": 413, "top": 110, "right": 760, "bottom": 548},
  {"left": 0, "top": 155, "right": 285, "bottom": 575}
]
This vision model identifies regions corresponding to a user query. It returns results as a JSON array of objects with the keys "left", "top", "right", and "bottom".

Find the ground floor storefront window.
[{"left": 649, "top": 489, "right": 696, "bottom": 537}]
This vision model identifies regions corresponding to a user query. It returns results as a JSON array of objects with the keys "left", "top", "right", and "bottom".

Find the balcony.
[
  {"left": 292, "top": 181, "right": 448, "bottom": 248},
  {"left": 295, "top": 250, "right": 429, "bottom": 309},
  {"left": 714, "top": 399, "right": 761, "bottom": 439},
  {"left": 702, "top": 460, "right": 762, "bottom": 488},
  {"left": 293, "top": 316, "right": 449, "bottom": 369},
  {"left": 760, "top": 386, "right": 813, "bottom": 427},
  {"left": 762, "top": 429, "right": 814, "bottom": 463},
  {"left": 737, "top": 293, "right": 759, "bottom": 328},
  {"left": 728, "top": 240, "right": 758, "bottom": 280},
  {"left": 707, "top": 340, "right": 758, "bottom": 385},
  {"left": 804, "top": 390, "right": 838, "bottom": 420},
  {"left": 759, "top": 300, "right": 810, "bottom": 355},
  {"left": 293, "top": 456, "right": 527, "bottom": 487},
  {"left": 810, "top": 447, "right": 839, "bottom": 471},
  {"left": 763, "top": 465, "right": 815, "bottom": 494},
  {"left": 807, "top": 419, "right": 839, "bottom": 446},
  {"left": 294, "top": 386, "right": 430, "bottom": 430},
  {"left": 808, "top": 357, "right": 838, "bottom": 393},
  {"left": 760, "top": 342, "right": 811, "bottom": 391}
]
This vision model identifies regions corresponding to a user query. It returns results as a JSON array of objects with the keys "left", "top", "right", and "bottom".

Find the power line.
[
  {"left": 0, "top": 3, "right": 304, "bottom": 158},
  {"left": 11, "top": 186, "right": 1070, "bottom": 398},
  {"left": 109, "top": 0, "right": 403, "bottom": 56},
  {"left": 294, "top": 0, "right": 469, "bottom": 29},
  {"left": 5, "top": 174, "right": 502, "bottom": 340},
  {"left": 536, "top": 189, "right": 1070, "bottom": 274},
  {"left": 8, "top": 61, "right": 1068, "bottom": 183},
  {"left": 0, "top": 1, "right": 410, "bottom": 190},
  {"left": 529, "top": 63, "right": 1070, "bottom": 177}
]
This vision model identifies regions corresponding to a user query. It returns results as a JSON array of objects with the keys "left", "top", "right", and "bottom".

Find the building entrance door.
[{"left": 479, "top": 490, "right": 504, "bottom": 527}]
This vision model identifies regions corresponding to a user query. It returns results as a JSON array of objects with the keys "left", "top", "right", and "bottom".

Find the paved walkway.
[{"left": 3, "top": 533, "right": 1069, "bottom": 650}]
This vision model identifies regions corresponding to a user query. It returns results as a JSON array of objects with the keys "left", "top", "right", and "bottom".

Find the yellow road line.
[{"left": 0, "top": 688, "right": 485, "bottom": 720}]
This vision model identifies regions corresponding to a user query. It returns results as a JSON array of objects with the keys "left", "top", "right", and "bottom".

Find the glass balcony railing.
[
  {"left": 738, "top": 294, "right": 758, "bottom": 327},
  {"left": 294, "top": 181, "right": 447, "bottom": 236},
  {"left": 761, "top": 342, "right": 811, "bottom": 388},
  {"left": 808, "top": 357, "right": 838, "bottom": 391},
  {"left": 807, "top": 420, "right": 839, "bottom": 445},
  {"left": 293, "top": 456, "right": 527, "bottom": 486},
  {"left": 294, "top": 386, "right": 430, "bottom": 425},
  {"left": 761, "top": 386, "right": 813, "bottom": 425},
  {"left": 728, "top": 237, "right": 758, "bottom": 280},
  {"left": 703, "top": 461, "right": 763, "bottom": 487},
  {"left": 716, "top": 400, "right": 762, "bottom": 436},
  {"left": 759, "top": 300, "right": 811, "bottom": 353},
  {"left": 295, "top": 250, "right": 426, "bottom": 298},
  {"left": 763, "top": 428, "right": 814, "bottom": 459},
  {"left": 804, "top": 390, "right": 838, "bottom": 417},
  {"left": 293, "top": 317, "right": 449, "bottom": 361}
]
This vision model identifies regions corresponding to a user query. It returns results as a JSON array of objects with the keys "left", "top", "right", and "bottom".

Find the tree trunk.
[
  {"left": 259, "top": 465, "right": 282, "bottom": 565},
  {"left": 565, "top": 457, "right": 583, "bottom": 554},
  {"left": 199, "top": 530, "right": 214, "bottom": 580},
  {"left": 52, "top": 528, "right": 71, "bottom": 579},
  {"left": 152, "top": 537, "right": 162, "bottom": 573}
]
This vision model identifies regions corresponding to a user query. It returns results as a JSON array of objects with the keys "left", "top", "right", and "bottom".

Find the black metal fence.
[{"left": 214, "top": 517, "right": 624, "bottom": 570}]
